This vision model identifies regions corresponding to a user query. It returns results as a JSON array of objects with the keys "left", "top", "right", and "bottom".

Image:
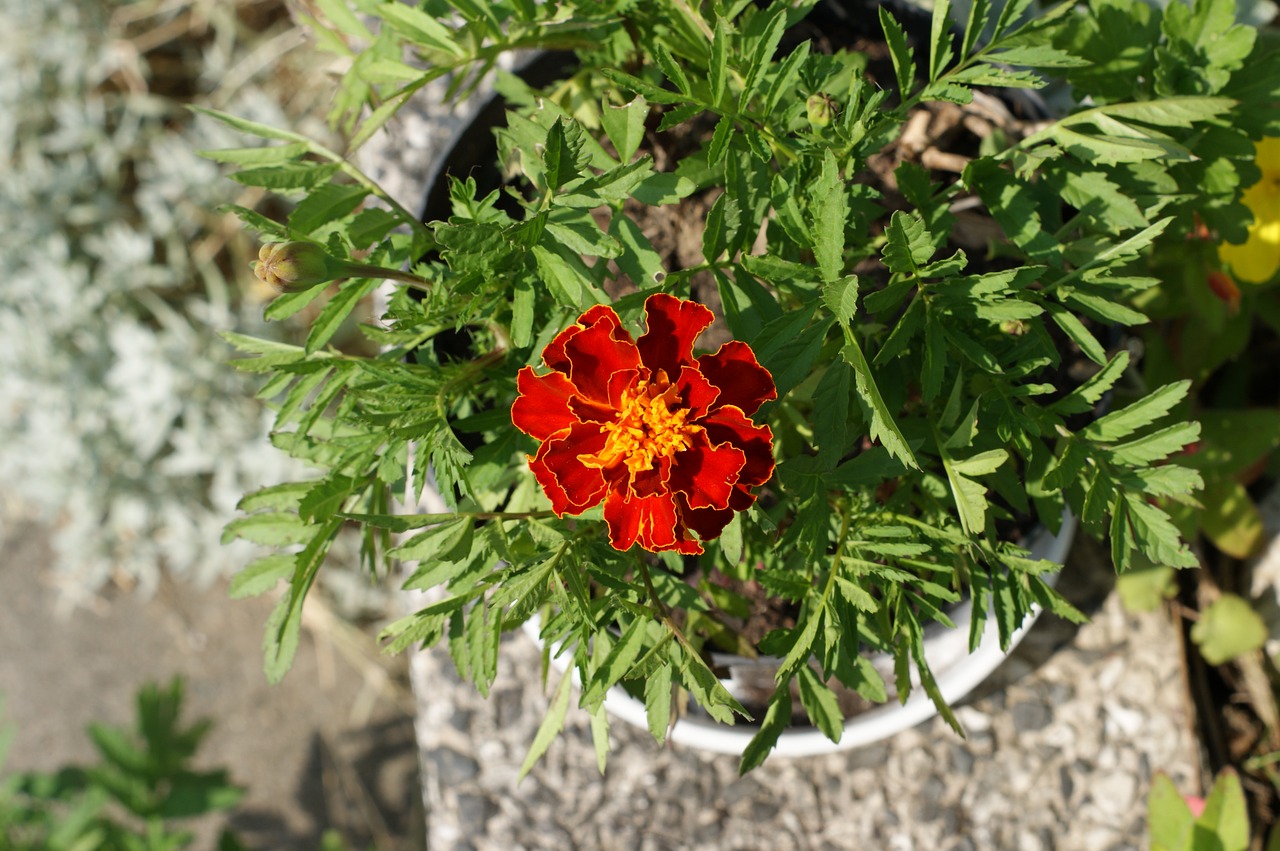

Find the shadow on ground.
[{"left": 0, "top": 524, "right": 424, "bottom": 850}]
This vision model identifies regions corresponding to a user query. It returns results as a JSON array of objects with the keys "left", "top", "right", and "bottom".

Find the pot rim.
[{"left": 521, "top": 512, "right": 1076, "bottom": 757}]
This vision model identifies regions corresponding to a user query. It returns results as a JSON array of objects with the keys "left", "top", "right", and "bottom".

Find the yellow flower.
[{"left": 1219, "top": 137, "right": 1280, "bottom": 284}]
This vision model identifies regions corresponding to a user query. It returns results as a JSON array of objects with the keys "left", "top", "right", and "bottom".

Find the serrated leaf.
[
  {"left": 710, "top": 17, "right": 730, "bottom": 107},
  {"left": 392, "top": 517, "right": 475, "bottom": 564},
  {"left": 821, "top": 276, "right": 859, "bottom": 324},
  {"left": 981, "top": 46, "right": 1091, "bottom": 68},
  {"left": 230, "top": 162, "right": 341, "bottom": 190},
  {"left": 1051, "top": 350, "right": 1129, "bottom": 414},
  {"left": 812, "top": 150, "right": 848, "bottom": 282},
  {"left": 376, "top": 3, "right": 465, "bottom": 56},
  {"left": 189, "top": 105, "right": 312, "bottom": 144},
  {"left": 288, "top": 183, "right": 369, "bottom": 235},
  {"left": 600, "top": 96, "right": 648, "bottom": 162},
  {"left": 543, "top": 117, "right": 586, "bottom": 192},
  {"left": 198, "top": 142, "right": 310, "bottom": 165},
  {"left": 840, "top": 330, "right": 920, "bottom": 469},
  {"left": 1106, "top": 422, "right": 1200, "bottom": 466},
  {"left": 739, "top": 683, "right": 791, "bottom": 775},
  {"left": 519, "top": 669, "right": 573, "bottom": 779},
  {"left": 226, "top": 560, "right": 284, "bottom": 601},
  {"left": 305, "top": 278, "right": 377, "bottom": 354},
  {"left": 796, "top": 666, "right": 843, "bottom": 743},
  {"left": 1084, "top": 381, "right": 1190, "bottom": 442},
  {"left": 1048, "top": 307, "right": 1107, "bottom": 366},
  {"left": 738, "top": 5, "right": 786, "bottom": 111},
  {"left": 643, "top": 662, "right": 673, "bottom": 744},
  {"left": 883, "top": 211, "right": 934, "bottom": 274},
  {"left": 878, "top": 8, "right": 916, "bottom": 100},
  {"left": 929, "top": 0, "right": 954, "bottom": 80},
  {"left": 581, "top": 617, "right": 648, "bottom": 708}
]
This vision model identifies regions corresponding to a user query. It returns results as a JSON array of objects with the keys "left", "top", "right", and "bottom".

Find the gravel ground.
[
  {"left": 363, "top": 83, "right": 1201, "bottom": 849},
  {"left": 406, "top": 536, "right": 1197, "bottom": 850}
]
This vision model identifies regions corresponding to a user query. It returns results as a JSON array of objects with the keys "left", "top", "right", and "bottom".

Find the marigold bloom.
[
  {"left": 512, "top": 294, "right": 777, "bottom": 554},
  {"left": 1219, "top": 137, "right": 1280, "bottom": 284}
]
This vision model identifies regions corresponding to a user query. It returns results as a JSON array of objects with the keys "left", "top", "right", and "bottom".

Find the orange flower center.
[{"left": 586, "top": 375, "right": 701, "bottom": 475}]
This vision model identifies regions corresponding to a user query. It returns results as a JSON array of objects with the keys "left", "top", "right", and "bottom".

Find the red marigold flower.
[{"left": 512, "top": 293, "right": 777, "bottom": 554}]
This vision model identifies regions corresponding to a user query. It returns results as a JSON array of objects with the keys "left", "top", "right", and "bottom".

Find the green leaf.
[
  {"left": 795, "top": 666, "right": 843, "bottom": 744},
  {"left": 643, "top": 662, "right": 673, "bottom": 744},
  {"left": 1149, "top": 772, "right": 1196, "bottom": 851},
  {"left": 288, "top": 183, "right": 369, "bottom": 236},
  {"left": 821, "top": 276, "right": 859, "bottom": 325},
  {"left": 739, "top": 683, "right": 791, "bottom": 775},
  {"left": 883, "top": 211, "right": 933, "bottom": 274},
  {"left": 230, "top": 162, "right": 340, "bottom": 191},
  {"left": 1122, "top": 495, "right": 1198, "bottom": 569},
  {"left": 709, "top": 17, "right": 730, "bottom": 107},
  {"left": 737, "top": 5, "right": 786, "bottom": 111},
  {"left": 543, "top": 117, "right": 586, "bottom": 192},
  {"left": 519, "top": 669, "right": 574, "bottom": 779},
  {"left": 392, "top": 517, "right": 475, "bottom": 564},
  {"left": 1202, "top": 479, "right": 1265, "bottom": 560},
  {"left": 222, "top": 512, "right": 309, "bottom": 547},
  {"left": 1048, "top": 307, "right": 1106, "bottom": 366},
  {"left": 1195, "top": 768, "right": 1250, "bottom": 851},
  {"left": 189, "top": 105, "right": 312, "bottom": 144},
  {"left": 812, "top": 150, "right": 848, "bottom": 283},
  {"left": 608, "top": 214, "right": 666, "bottom": 288},
  {"left": 840, "top": 330, "right": 920, "bottom": 469},
  {"left": 581, "top": 617, "right": 648, "bottom": 708},
  {"left": 600, "top": 96, "right": 648, "bottom": 162},
  {"left": 929, "top": 0, "right": 954, "bottom": 80},
  {"left": 878, "top": 7, "right": 916, "bottom": 100},
  {"left": 305, "top": 278, "right": 377, "bottom": 354},
  {"left": 198, "top": 142, "right": 310, "bottom": 165},
  {"left": 1115, "top": 565, "right": 1177, "bottom": 613},
  {"left": 229, "top": 550, "right": 293, "bottom": 596},
  {"left": 1106, "top": 422, "right": 1200, "bottom": 466},
  {"left": 630, "top": 173, "right": 697, "bottom": 205},
  {"left": 1050, "top": 350, "right": 1129, "bottom": 415},
  {"left": 981, "top": 46, "right": 1091, "bottom": 68},
  {"left": 1084, "top": 380, "right": 1190, "bottom": 442},
  {"left": 376, "top": 3, "right": 465, "bottom": 56},
  {"left": 1192, "top": 593, "right": 1267, "bottom": 666}
]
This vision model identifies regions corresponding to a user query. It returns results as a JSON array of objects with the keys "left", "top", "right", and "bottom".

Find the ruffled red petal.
[
  {"left": 604, "top": 487, "right": 702, "bottom": 554},
  {"left": 668, "top": 431, "right": 745, "bottom": 510},
  {"left": 681, "top": 499, "right": 736, "bottom": 542},
  {"left": 674, "top": 364, "right": 720, "bottom": 420},
  {"left": 542, "top": 304, "right": 627, "bottom": 373},
  {"left": 564, "top": 314, "right": 642, "bottom": 404},
  {"left": 529, "top": 423, "right": 609, "bottom": 515},
  {"left": 637, "top": 293, "right": 714, "bottom": 378},
  {"left": 701, "top": 406, "right": 775, "bottom": 487},
  {"left": 512, "top": 367, "right": 579, "bottom": 442},
  {"left": 698, "top": 341, "right": 777, "bottom": 416}
]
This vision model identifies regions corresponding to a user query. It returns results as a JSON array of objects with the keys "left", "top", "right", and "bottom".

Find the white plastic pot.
[{"left": 523, "top": 514, "right": 1077, "bottom": 757}]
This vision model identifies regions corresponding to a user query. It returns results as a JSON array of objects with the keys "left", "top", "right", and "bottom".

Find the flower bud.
[
  {"left": 1206, "top": 270, "right": 1241, "bottom": 315},
  {"left": 253, "top": 242, "right": 343, "bottom": 293},
  {"left": 806, "top": 93, "right": 834, "bottom": 128},
  {"left": 1000, "top": 319, "right": 1030, "bottom": 336}
]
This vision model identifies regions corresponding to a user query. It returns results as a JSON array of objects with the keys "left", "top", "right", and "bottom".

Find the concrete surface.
[{"left": 0, "top": 524, "right": 423, "bottom": 851}]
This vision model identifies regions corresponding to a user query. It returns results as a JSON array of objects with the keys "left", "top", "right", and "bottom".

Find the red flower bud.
[{"left": 1206, "top": 270, "right": 1241, "bottom": 315}]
